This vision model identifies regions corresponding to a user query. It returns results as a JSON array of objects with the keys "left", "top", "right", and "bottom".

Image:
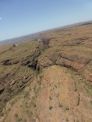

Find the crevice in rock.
[
  {"left": 1, "top": 59, "right": 19, "bottom": 65},
  {"left": 77, "top": 93, "right": 80, "bottom": 106}
]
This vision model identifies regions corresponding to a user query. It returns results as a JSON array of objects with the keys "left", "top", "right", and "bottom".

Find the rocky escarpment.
[{"left": 0, "top": 23, "right": 92, "bottom": 122}]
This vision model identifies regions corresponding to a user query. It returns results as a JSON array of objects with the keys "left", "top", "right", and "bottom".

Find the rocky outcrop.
[{"left": 0, "top": 22, "right": 92, "bottom": 122}]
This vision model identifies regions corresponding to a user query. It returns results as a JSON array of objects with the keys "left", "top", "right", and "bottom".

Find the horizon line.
[{"left": 1, "top": 20, "right": 92, "bottom": 42}]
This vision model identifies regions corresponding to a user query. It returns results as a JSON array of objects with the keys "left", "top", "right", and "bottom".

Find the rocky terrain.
[{"left": 0, "top": 22, "right": 92, "bottom": 122}]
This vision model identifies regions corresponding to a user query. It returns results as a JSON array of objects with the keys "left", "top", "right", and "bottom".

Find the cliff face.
[{"left": 0, "top": 23, "right": 92, "bottom": 122}]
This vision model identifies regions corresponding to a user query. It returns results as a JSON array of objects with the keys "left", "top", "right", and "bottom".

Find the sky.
[{"left": 0, "top": 0, "right": 92, "bottom": 41}]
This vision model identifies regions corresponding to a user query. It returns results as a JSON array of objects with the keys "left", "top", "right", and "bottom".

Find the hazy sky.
[{"left": 0, "top": 0, "right": 92, "bottom": 41}]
